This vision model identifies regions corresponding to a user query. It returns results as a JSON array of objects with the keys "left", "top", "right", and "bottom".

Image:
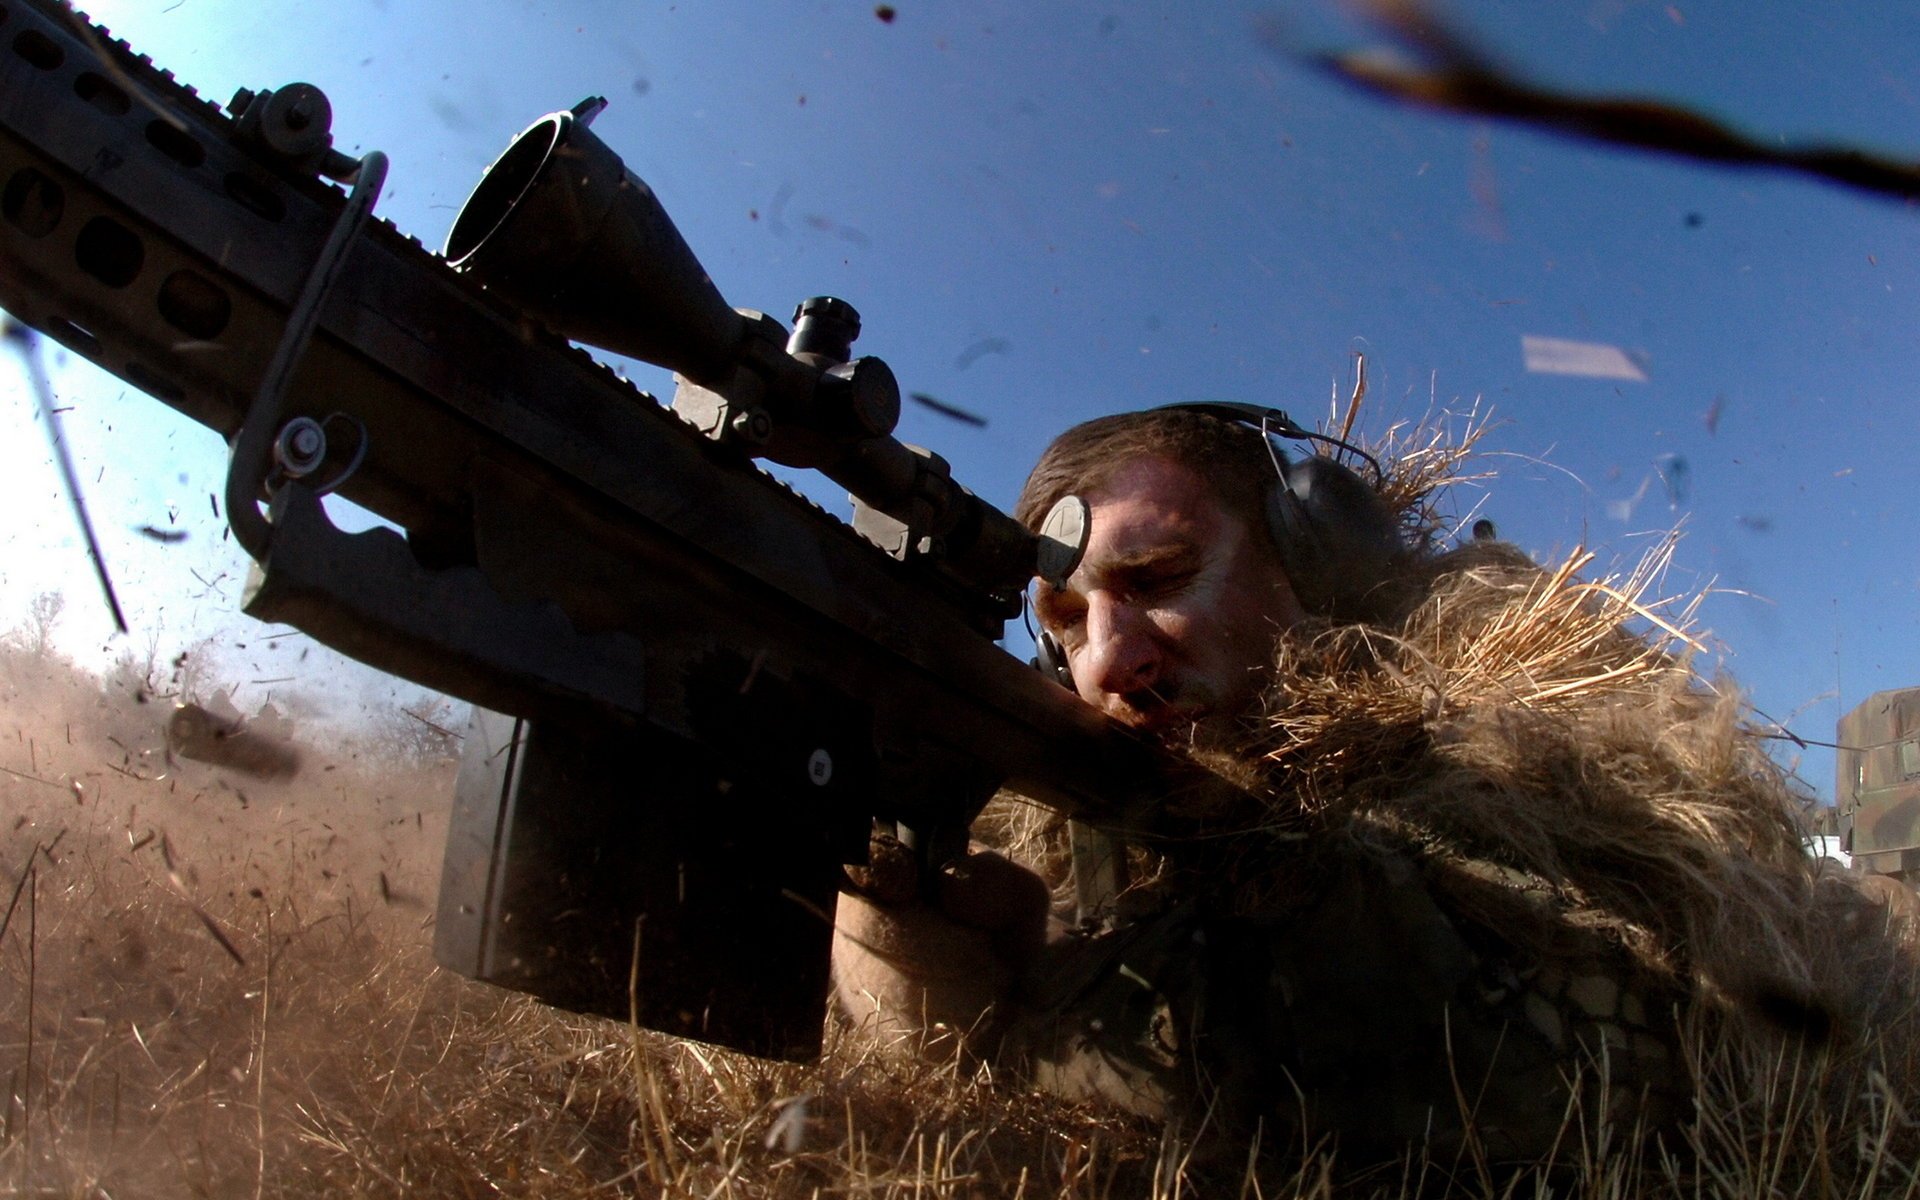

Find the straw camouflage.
[{"left": 996, "top": 537, "right": 1920, "bottom": 1167}]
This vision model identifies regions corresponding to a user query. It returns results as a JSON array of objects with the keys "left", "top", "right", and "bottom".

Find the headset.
[{"left": 1031, "top": 401, "right": 1406, "bottom": 690}]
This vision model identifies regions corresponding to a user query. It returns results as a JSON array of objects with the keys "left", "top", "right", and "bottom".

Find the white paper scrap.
[{"left": 1521, "top": 335, "right": 1649, "bottom": 382}]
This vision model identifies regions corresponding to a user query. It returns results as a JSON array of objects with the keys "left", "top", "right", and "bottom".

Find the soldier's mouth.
[{"left": 1115, "top": 698, "right": 1210, "bottom": 736}]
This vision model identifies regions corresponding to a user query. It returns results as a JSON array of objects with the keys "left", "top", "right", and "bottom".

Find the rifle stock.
[{"left": 0, "top": 0, "right": 1207, "bottom": 1058}]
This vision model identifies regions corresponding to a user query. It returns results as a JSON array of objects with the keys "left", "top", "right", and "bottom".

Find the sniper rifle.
[{"left": 0, "top": 0, "right": 1197, "bottom": 1059}]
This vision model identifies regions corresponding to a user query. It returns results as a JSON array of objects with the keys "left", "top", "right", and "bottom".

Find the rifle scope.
[{"left": 446, "top": 99, "right": 1074, "bottom": 618}]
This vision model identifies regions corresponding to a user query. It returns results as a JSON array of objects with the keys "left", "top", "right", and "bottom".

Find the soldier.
[{"left": 833, "top": 407, "right": 1918, "bottom": 1173}]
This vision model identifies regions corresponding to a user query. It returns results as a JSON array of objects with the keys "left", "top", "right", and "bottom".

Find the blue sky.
[{"left": 2, "top": 0, "right": 1915, "bottom": 799}]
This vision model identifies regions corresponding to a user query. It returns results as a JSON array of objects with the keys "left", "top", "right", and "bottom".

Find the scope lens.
[{"left": 445, "top": 114, "right": 566, "bottom": 268}]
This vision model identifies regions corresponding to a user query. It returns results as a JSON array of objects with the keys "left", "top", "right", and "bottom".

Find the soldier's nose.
[{"left": 1077, "top": 594, "right": 1162, "bottom": 701}]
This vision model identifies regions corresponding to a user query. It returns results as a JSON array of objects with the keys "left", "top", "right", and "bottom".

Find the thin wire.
[
  {"left": 1290, "top": 427, "right": 1386, "bottom": 487},
  {"left": 1757, "top": 731, "right": 1858, "bottom": 753},
  {"left": 1745, "top": 700, "right": 1885, "bottom": 755},
  {"left": 1257, "top": 413, "right": 1289, "bottom": 483},
  {"left": 4, "top": 320, "right": 127, "bottom": 633}
]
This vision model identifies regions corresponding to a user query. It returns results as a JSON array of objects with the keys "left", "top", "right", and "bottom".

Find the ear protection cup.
[
  {"left": 1155, "top": 401, "right": 1405, "bottom": 618},
  {"left": 1265, "top": 452, "right": 1406, "bottom": 618}
]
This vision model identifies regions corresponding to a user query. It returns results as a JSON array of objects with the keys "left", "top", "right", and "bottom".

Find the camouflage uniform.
[{"left": 1002, "top": 835, "right": 1688, "bottom": 1165}]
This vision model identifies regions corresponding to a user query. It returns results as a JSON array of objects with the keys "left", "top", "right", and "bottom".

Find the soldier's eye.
[
  {"left": 1134, "top": 569, "right": 1196, "bottom": 600},
  {"left": 1037, "top": 595, "right": 1085, "bottom": 640}
]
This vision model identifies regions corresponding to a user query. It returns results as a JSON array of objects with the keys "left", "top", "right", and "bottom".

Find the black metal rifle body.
[{"left": 0, "top": 0, "right": 1185, "bottom": 1058}]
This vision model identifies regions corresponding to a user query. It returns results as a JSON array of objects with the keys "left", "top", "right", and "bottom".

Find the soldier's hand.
[
  {"left": 832, "top": 832, "right": 1052, "bottom": 1056},
  {"left": 841, "top": 828, "right": 921, "bottom": 906}
]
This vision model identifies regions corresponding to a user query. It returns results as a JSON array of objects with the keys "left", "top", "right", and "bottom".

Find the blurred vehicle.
[{"left": 1836, "top": 688, "right": 1920, "bottom": 882}]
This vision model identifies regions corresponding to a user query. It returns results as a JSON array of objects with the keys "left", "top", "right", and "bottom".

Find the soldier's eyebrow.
[
  {"left": 1031, "top": 579, "right": 1078, "bottom": 624},
  {"left": 1035, "top": 543, "right": 1206, "bottom": 621},
  {"left": 1089, "top": 544, "right": 1201, "bottom": 580}
]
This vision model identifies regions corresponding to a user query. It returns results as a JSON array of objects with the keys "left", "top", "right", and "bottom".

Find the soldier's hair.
[{"left": 1012, "top": 409, "right": 1278, "bottom": 539}]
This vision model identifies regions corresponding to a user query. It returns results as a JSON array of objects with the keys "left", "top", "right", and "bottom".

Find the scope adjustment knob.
[{"left": 821, "top": 357, "right": 900, "bottom": 439}]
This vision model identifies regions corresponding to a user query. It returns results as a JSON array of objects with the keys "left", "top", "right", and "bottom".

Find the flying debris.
[
  {"left": 1302, "top": 0, "right": 1920, "bottom": 204},
  {"left": 135, "top": 524, "right": 188, "bottom": 544},
  {"left": 908, "top": 392, "right": 988, "bottom": 427},
  {"left": 1654, "top": 453, "right": 1690, "bottom": 508},
  {"left": 166, "top": 692, "right": 302, "bottom": 779},
  {"left": 1520, "top": 335, "right": 1648, "bottom": 382},
  {"left": 1604, "top": 474, "right": 1653, "bottom": 522},
  {"left": 953, "top": 336, "right": 1012, "bottom": 370},
  {"left": 802, "top": 214, "right": 870, "bottom": 247},
  {"left": 766, "top": 182, "right": 795, "bottom": 236}
]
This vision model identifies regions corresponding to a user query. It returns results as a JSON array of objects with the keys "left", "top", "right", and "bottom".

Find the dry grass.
[
  {"left": 3, "top": 548, "right": 1918, "bottom": 1195},
  {"left": 1114, "top": 397, "right": 1920, "bottom": 1194},
  {"left": 0, "top": 643, "right": 1200, "bottom": 1198}
]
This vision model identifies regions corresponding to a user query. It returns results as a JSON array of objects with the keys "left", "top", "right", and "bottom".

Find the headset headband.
[{"left": 1151, "top": 401, "right": 1386, "bottom": 487}]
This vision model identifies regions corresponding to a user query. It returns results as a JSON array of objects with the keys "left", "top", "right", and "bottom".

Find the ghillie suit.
[{"left": 1005, "top": 449, "right": 1920, "bottom": 1181}]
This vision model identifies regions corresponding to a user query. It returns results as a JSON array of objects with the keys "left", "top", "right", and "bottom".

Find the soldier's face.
[{"left": 1033, "top": 455, "right": 1306, "bottom": 744}]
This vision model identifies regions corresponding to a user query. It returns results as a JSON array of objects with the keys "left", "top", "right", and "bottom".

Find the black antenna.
[{"left": 4, "top": 319, "right": 127, "bottom": 634}]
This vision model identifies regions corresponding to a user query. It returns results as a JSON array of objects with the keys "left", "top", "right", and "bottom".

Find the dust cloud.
[{"left": 0, "top": 625, "right": 482, "bottom": 1194}]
